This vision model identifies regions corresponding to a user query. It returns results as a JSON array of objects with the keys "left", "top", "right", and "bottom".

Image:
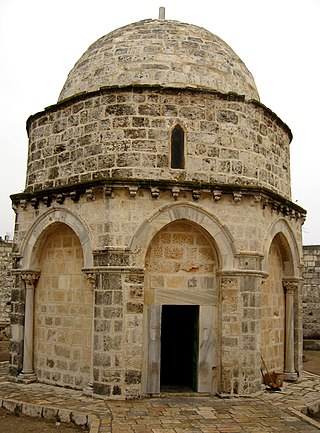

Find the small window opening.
[{"left": 171, "top": 124, "right": 185, "bottom": 169}]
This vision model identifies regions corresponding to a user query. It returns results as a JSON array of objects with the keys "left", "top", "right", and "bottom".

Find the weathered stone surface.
[
  {"left": 58, "top": 20, "right": 259, "bottom": 102},
  {"left": 26, "top": 89, "right": 292, "bottom": 199},
  {"left": 8, "top": 15, "right": 305, "bottom": 401},
  {"left": 302, "top": 245, "right": 320, "bottom": 340},
  {"left": 0, "top": 241, "right": 12, "bottom": 324}
]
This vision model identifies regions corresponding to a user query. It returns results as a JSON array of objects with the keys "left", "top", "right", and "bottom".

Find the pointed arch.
[
  {"left": 129, "top": 202, "right": 236, "bottom": 270},
  {"left": 19, "top": 207, "right": 93, "bottom": 269},
  {"left": 262, "top": 218, "right": 301, "bottom": 277}
]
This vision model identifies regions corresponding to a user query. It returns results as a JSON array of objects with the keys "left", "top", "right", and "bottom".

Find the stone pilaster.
[
  {"left": 82, "top": 269, "right": 98, "bottom": 396},
  {"left": 219, "top": 267, "right": 266, "bottom": 396},
  {"left": 18, "top": 270, "right": 40, "bottom": 383}
]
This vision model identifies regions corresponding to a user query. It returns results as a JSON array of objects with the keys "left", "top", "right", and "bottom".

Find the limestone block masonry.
[
  {"left": 302, "top": 245, "right": 320, "bottom": 341},
  {"left": 9, "top": 17, "right": 306, "bottom": 399},
  {"left": 25, "top": 89, "right": 292, "bottom": 200},
  {"left": 0, "top": 241, "right": 12, "bottom": 325}
]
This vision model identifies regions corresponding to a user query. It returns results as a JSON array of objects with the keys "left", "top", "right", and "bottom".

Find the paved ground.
[
  {"left": 0, "top": 369, "right": 320, "bottom": 433},
  {"left": 0, "top": 351, "right": 319, "bottom": 432}
]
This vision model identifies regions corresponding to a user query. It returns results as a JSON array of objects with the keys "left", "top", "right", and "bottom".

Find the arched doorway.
[
  {"left": 143, "top": 220, "right": 219, "bottom": 394},
  {"left": 33, "top": 223, "right": 93, "bottom": 390}
]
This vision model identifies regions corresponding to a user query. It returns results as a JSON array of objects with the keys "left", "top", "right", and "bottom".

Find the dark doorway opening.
[{"left": 160, "top": 305, "right": 199, "bottom": 392}]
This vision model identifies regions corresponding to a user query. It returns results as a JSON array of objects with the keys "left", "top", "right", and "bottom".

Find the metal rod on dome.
[{"left": 159, "top": 6, "right": 165, "bottom": 19}]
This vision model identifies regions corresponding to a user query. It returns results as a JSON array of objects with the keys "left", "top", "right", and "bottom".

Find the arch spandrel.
[
  {"left": 129, "top": 203, "right": 236, "bottom": 270},
  {"left": 20, "top": 207, "right": 93, "bottom": 269}
]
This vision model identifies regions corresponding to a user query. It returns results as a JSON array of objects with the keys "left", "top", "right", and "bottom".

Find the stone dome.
[{"left": 58, "top": 19, "right": 259, "bottom": 102}]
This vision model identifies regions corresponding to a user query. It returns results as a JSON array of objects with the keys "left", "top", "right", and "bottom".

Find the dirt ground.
[
  {"left": 0, "top": 347, "right": 319, "bottom": 432},
  {"left": 0, "top": 408, "right": 89, "bottom": 433},
  {"left": 303, "top": 350, "right": 320, "bottom": 375}
]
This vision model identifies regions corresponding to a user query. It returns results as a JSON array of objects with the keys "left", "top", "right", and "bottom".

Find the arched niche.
[
  {"left": 19, "top": 207, "right": 93, "bottom": 270},
  {"left": 129, "top": 202, "right": 236, "bottom": 271},
  {"left": 261, "top": 218, "right": 301, "bottom": 380},
  {"left": 262, "top": 218, "right": 301, "bottom": 277}
]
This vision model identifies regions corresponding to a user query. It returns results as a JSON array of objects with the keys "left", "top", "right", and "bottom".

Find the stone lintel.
[
  {"left": 82, "top": 266, "right": 144, "bottom": 274},
  {"left": 218, "top": 269, "right": 268, "bottom": 278}
]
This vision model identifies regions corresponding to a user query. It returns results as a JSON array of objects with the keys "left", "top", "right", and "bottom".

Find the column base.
[
  {"left": 283, "top": 371, "right": 298, "bottom": 382},
  {"left": 17, "top": 371, "right": 37, "bottom": 383}
]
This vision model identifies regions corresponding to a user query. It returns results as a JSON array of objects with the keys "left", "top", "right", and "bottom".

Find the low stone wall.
[
  {"left": 302, "top": 245, "right": 320, "bottom": 343},
  {"left": 0, "top": 241, "right": 12, "bottom": 325}
]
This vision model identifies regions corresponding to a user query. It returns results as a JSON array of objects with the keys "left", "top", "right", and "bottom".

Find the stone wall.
[
  {"left": 302, "top": 245, "right": 320, "bottom": 341},
  {"left": 26, "top": 88, "right": 292, "bottom": 200},
  {"left": 0, "top": 241, "right": 12, "bottom": 325}
]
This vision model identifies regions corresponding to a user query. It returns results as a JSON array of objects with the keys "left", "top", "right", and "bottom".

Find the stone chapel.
[{"left": 10, "top": 12, "right": 306, "bottom": 399}]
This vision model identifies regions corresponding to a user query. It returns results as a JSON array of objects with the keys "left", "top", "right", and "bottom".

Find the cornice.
[{"left": 10, "top": 179, "right": 306, "bottom": 221}]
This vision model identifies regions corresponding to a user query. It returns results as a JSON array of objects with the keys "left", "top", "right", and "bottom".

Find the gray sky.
[{"left": 0, "top": 0, "right": 319, "bottom": 244}]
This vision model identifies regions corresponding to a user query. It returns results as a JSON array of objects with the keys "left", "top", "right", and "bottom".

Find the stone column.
[
  {"left": 283, "top": 279, "right": 298, "bottom": 381},
  {"left": 18, "top": 270, "right": 40, "bottom": 383},
  {"left": 82, "top": 270, "right": 96, "bottom": 396}
]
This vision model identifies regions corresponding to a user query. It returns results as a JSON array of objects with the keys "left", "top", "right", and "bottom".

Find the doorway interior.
[{"left": 160, "top": 305, "right": 199, "bottom": 392}]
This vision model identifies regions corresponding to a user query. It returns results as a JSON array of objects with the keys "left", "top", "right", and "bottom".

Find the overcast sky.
[{"left": 0, "top": 0, "right": 319, "bottom": 244}]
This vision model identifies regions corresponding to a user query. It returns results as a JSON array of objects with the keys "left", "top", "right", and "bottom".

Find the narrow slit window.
[{"left": 171, "top": 124, "right": 185, "bottom": 169}]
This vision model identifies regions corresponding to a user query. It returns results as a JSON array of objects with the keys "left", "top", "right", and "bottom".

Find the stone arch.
[
  {"left": 20, "top": 207, "right": 93, "bottom": 270},
  {"left": 130, "top": 202, "right": 236, "bottom": 270},
  {"left": 262, "top": 218, "right": 301, "bottom": 277},
  {"left": 261, "top": 218, "right": 301, "bottom": 380},
  {"left": 138, "top": 204, "right": 233, "bottom": 395},
  {"left": 33, "top": 223, "right": 93, "bottom": 389}
]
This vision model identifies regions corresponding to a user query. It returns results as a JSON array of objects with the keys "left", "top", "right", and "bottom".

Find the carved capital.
[
  {"left": 283, "top": 278, "right": 300, "bottom": 294},
  {"left": 82, "top": 270, "right": 97, "bottom": 290},
  {"left": 20, "top": 271, "right": 40, "bottom": 290}
]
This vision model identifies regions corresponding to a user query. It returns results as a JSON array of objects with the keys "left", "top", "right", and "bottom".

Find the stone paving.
[{"left": 0, "top": 370, "right": 319, "bottom": 432}]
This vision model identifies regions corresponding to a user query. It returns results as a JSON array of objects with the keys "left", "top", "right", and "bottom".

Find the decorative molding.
[
  {"left": 213, "top": 190, "right": 222, "bottom": 201},
  {"left": 283, "top": 278, "right": 301, "bottom": 293},
  {"left": 192, "top": 190, "right": 201, "bottom": 200},
  {"left": 86, "top": 189, "right": 94, "bottom": 201},
  {"left": 70, "top": 191, "right": 79, "bottom": 202},
  {"left": 20, "top": 271, "right": 40, "bottom": 289},
  {"left": 233, "top": 191, "right": 242, "bottom": 202},
  {"left": 171, "top": 186, "right": 180, "bottom": 199},
  {"left": 11, "top": 181, "right": 307, "bottom": 222},
  {"left": 20, "top": 199, "right": 27, "bottom": 209},
  {"left": 82, "top": 270, "right": 96, "bottom": 290},
  {"left": 151, "top": 187, "right": 160, "bottom": 199},
  {"left": 31, "top": 198, "right": 39, "bottom": 209},
  {"left": 56, "top": 194, "right": 65, "bottom": 204},
  {"left": 104, "top": 186, "right": 114, "bottom": 198},
  {"left": 129, "top": 186, "right": 139, "bottom": 197}
]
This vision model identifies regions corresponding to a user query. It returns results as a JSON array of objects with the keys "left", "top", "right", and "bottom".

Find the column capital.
[
  {"left": 283, "top": 278, "right": 301, "bottom": 293},
  {"left": 20, "top": 270, "right": 40, "bottom": 289},
  {"left": 82, "top": 268, "right": 97, "bottom": 290}
]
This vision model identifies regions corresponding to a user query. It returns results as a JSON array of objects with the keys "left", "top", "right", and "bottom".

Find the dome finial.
[{"left": 159, "top": 6, "right": 165, "bottom": 19}]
